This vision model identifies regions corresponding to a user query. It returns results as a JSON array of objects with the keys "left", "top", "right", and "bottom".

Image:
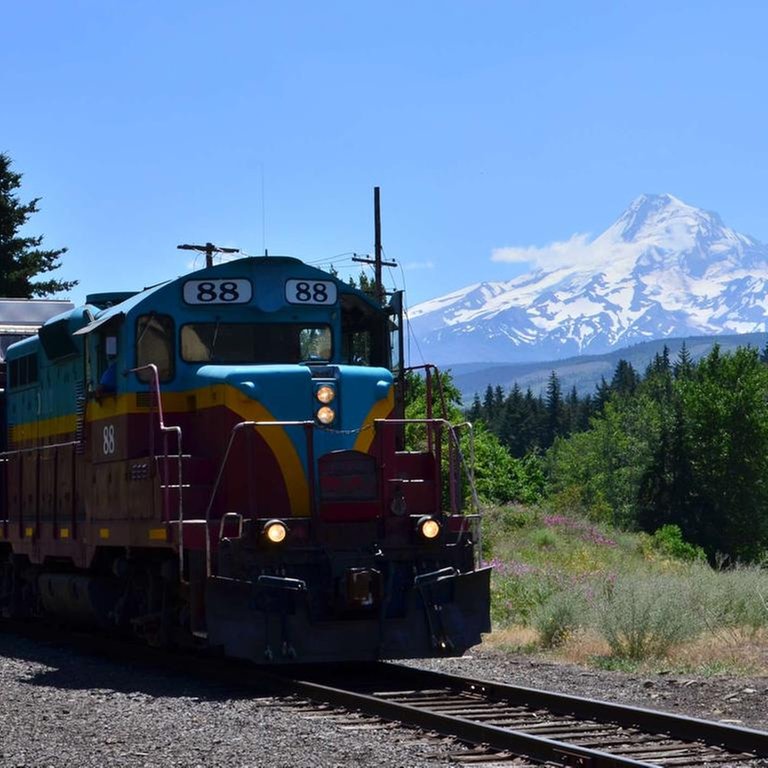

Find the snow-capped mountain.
[{"left": 407, "top": 194, "right": 768, "bottom": 364}]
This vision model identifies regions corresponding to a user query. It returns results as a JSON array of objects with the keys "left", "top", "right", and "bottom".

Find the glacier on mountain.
[{"left": 407, "top": 194, "right": 768, "bottom": 364}]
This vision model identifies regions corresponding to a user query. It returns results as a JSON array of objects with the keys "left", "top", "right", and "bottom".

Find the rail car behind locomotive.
[{"left": 0, "top": 256, "right": 490, "bottom": 663}]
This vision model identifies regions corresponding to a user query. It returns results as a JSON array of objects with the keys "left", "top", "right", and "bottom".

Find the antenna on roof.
[{"left": 177, "top": 242, "right": 240, "bottom": 268}]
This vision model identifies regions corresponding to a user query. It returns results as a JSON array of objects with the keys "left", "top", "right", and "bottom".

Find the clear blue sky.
[{"left": 3, "top": 1, "right": 768, "bottom": 307}]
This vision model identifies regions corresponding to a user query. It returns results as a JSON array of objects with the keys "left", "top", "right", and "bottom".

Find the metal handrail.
[
  {"left": 203, "top": 419, "right": 315, "bottom": 578},
  {"left": 0, "top": 439, "right": 81, "bottom": 458},
  {"left": 374, "top": 417, "right": 480, "bottom": 516},
  {"left": 130, "top": 364, "right": 184, "bottom": 582}
]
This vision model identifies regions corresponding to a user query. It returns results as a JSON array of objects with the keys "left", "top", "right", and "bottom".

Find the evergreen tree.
[
  {"left": 645, "top": 345, "right": 672, "bottom": 382},
  {"left": 594, "top": 376, "right": 612, "bottom": 413},
  {"left": 468, "top": 392, "right": 482, "bottom": 422},
  {"left": 500, "top": 383, "right": 527, "bottom": 457},
  {"left": 637, "top": 396, "right": 693, "bottom": 535},
  {"left": 610, "top": 359, "right": 639, "bottom": 397},
  {"left": 493, "top": 384, "right": 505, "bottom": 414},
  {"left": 482, "top": 384, "right": 495, "bottom": 423},
  {"left": 674, "top": 341, "right": 694, "bottom": 379},
  {"left": 0, "top": 153, "right": 76, "bottom": 297},
  {"left": 544, "top": 371, "right": 563, "bottom": 447},
  {"left": 565, "top": 385, "right": 580, "bottom": 435}
]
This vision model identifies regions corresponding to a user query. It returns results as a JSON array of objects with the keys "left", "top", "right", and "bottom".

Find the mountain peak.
[
  {"left": 610, "top": 193, "right": 718, "bottom": 243},
  {"left": 408, "top": 195, "right": 768, "bottom": 365}
]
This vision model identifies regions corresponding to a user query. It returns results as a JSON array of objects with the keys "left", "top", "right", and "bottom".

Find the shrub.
[
  {"left": 651, "top": 524, "right": 706, "bottom": 562},
  {"left": 532, "top": 529, "right": 558, "bottom": 550},
  {"left": 533, "top": 590, "right": 586, "bottom": 648},
  {"left": 595, "top": 573, "right": 700, "bottom": 659},
  {"left": 689, "top": 563, "right": 768, "bottom": 634},
  {"left": 490, "top": 568, "right": 556, "bottom": 628}
]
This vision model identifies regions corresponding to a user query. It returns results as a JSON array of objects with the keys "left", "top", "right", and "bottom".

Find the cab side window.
[
  {"left": 136, "top": 314, "right": 175, "bottom": 383},
  {"left": 340, "top": 295, "right": 388, "bottom": 367}
]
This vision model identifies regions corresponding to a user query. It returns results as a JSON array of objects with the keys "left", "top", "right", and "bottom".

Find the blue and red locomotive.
[{"left": 0, "top": 255, "right": 490, "bottom": 663}]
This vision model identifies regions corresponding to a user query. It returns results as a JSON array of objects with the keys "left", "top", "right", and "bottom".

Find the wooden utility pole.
[
  {"left": 374, "top": 186, "right": 383, "bottom": 302},
  {"left": 353, "top": 186, "right": 397, "bottom": 304},
  {"left": 177, "top": 242, "right": 240, "bottom": 268}
]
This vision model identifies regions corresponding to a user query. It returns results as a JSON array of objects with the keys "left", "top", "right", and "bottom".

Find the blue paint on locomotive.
[{"left": 5, "top": 256, "right": 393, "bottom": 471}]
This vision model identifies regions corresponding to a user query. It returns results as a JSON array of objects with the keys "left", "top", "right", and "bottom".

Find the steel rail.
[
  {"left": 380, "top": 663, "right": 768, "bottom": 757},
  {"left": 271, "top": 663, "right": 768, "bottom": 767},
  {"left": 3, "top": 620, "right": 767, "bottom": 766},
  {"left": 274, "top": 672, "right": 657, "bottom": 766}
]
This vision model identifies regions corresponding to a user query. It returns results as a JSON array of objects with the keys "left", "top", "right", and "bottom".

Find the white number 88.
[{"left": 102, "top": 425, "right": 116, "bottom": 455}]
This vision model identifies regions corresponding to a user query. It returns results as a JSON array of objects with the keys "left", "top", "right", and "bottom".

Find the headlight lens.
[
  {"left": 418, "top": 517, "right": 441, "bottom": 540},
  {"left": 317, "top": 406, "right": 335, "bottom": 425},
  {"left": 316, "top": 385, "right": 335, "bottom": 404},
  {"left": 263, "top": 519, "right": 288, "bottom": 544}
]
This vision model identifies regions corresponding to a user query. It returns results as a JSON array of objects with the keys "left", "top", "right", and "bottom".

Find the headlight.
[
  {"left": 263, "top": 519, "right": 288, "bottom": 544},
  {"left": 417, "top": 516, "right": 442, "bottom": 541},
  {"left": 317, "top": 406, "right": 335, "bottom": 425},
  {"left": 316, "top": 385, "right": 335, "bottom": 404}
]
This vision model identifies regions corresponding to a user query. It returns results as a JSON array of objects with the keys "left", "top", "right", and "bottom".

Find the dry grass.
[
  {"left": 485, "top": 626, "right": 768, "bottom": 675},
  {"left": 553, "top": 628, "right": 612, "bottom": 666},
  {"left": 668, "top": 629, "right": 768, "bottom": 675},
  {"left": 484, "top": 626, "right": 539, "bottom": 652}
]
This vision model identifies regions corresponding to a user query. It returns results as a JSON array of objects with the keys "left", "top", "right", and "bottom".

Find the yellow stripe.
[
  {"left": 25, "top": 526, "right": 34, "bottom": 538},
  {"left": 354, "top": 386, "right": 395, "bottom": 454},
  {"left": 59, "top": 527, "right": 70, "bottom": 539},
  {"left": 99, "top": 527, "right": 110, "bottom": 540},
  {"left": 218, "top": 387, "right": 310, "bottom": 516},
  {"left": 11, "top": 414, "right": 77, "bottom": 444},
  {"left": 13, "top": 383, "right": 314, "bottom": 517},
  {"left": 149, "top": 527, "right": 167, "bottom": 541},
  {"left": 88, "top": 385, "right": 310, "bottom": 517}
]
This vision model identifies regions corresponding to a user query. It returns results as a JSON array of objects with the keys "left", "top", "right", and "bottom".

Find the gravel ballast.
[
  {"left": 0, "top": 633, "right": 458, "bottom": 768},
  {"left": 2, "top": 632, "right": 768, "bottom": 767},
  {"left": 409, "top": 645, "right": 768, "bottom": 732}
]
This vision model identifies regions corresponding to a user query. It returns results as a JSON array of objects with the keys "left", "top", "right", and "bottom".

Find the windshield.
[{"left": 181, "top": 323, "right": 332, "bottom": 364}]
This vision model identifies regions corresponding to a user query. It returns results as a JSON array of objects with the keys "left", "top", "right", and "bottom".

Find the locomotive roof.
[
  {"left": 75, "top": 255, "right": 383, "bottom": 331},
  {"left": 7, "top": 257, "right": 385, "bottom": 359}
]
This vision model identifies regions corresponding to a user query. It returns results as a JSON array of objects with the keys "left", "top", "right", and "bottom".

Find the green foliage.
[
  {"left": 533, "top": 590, "right": 586, "bottom": 648},
  {"left": 677, "top": 346, "right": 768, "bottom": 561},
  {"left": 687, "top": 563, "right": 768, "bottom": 634},
  {"left": 650, "top": 524, "right": 705, "bottom": 562},
  {"left": 547, "top": 396, "right": 660, "bottom": 527},
  {"left": 0, "top": 152, "right": 76, "bottom": 297},
  {"left": 595, "top": 573, "right": 700, "bottom": 659},
  {"left": 483, "top": 502, "right": 768, "bottom": 665},
  {"left": 532, "top": 528, "right": 558, "bottom": 549},
  {"left": 473, "top": 426, "right": 545, "bottom": 505},
  {"left": 489, "top": 567, "right": 556, "bottom": 627},
  {"left": 545, "top": 345, "right": 768, "bottom": 562}
]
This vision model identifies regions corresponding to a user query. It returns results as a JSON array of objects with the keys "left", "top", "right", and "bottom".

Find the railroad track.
[
  {"left": 4, "top": 621, "right": 768, "bottom": 766},
  {"left": 274, "top": 662, "right": 768, "bottom": 767}
]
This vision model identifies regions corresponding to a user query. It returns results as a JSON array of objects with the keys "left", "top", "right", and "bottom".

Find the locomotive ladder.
[
  {"left": 406, "top": 364, "right": 481, "bottom": 515},
  {"left": 131, "top": 364, "right": 185, "bottom": 583}
]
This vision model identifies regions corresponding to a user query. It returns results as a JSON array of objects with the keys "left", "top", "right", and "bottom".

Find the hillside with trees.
[{"left": 452, "top": 342, "right": 768, "bottom": 563}]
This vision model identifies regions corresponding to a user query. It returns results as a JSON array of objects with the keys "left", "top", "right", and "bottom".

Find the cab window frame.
[
  {"left": 179, "top": 322, "right": 333, "bottom": 365},
  {"left": 135, "top": 313, "right": 176, "bottom": 383}
]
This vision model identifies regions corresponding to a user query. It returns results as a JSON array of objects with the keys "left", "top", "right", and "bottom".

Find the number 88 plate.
[
  {"left": 183, "top": 279, "right": 252, "bottom": 304},
  {"left": 285, "top": 279, "right": 337, "bottom": 305}
]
